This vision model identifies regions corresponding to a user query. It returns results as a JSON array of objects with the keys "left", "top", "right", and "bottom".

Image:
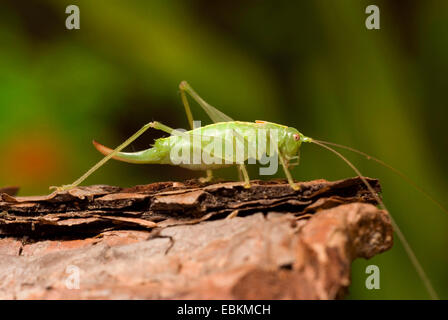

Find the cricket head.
[{"left": 282, "top": 127, "right": 313, "bottom": 162}]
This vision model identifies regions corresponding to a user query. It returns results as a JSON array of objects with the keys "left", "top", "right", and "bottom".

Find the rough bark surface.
[{"left": 0, "top": 177, "right": 393, "bottom": 299}]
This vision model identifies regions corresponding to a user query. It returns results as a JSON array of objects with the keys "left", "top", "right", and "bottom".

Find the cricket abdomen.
[
  {"left": 164, "top": 121, "right": 290, "bottom": 168},
  {"left": 92, "top": 139, "right": 171, "bottom": 164},
  {"left": 93, "top": 121, "right": 291, "bottom": 170}
]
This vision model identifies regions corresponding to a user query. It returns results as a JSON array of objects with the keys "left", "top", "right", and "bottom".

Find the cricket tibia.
[{"left": 92, "top": 140, "right": 165, "bottom": 164}]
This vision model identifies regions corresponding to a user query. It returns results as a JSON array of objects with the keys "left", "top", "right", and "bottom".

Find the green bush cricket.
[{"left": 52, "top": 81, "right": 447, "bottom": 299}]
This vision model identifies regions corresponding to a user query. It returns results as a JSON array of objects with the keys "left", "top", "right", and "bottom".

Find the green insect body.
[
  {"left": 93, "top": 121, "right": 308, "bottom": 172},
  {"left": 53, "top": 81, "right": 447, "bottom": 299}
]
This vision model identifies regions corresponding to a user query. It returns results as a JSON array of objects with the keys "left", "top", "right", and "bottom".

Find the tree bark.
[{"left": 0, "top": 177, "right": 393, "bottom": 299}]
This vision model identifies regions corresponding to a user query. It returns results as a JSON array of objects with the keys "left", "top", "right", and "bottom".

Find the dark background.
[{"left": 0, "top": 0, "right": 447, "bottom": 299}]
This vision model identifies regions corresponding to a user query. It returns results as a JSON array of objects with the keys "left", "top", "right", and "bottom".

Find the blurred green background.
[{"left": 0, "top": 0, "right": 447, "bottom": 299}]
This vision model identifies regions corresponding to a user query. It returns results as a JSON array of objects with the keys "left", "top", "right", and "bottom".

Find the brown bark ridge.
[{"left": 0, "top": 177, "right": 393, "bottom": 299}]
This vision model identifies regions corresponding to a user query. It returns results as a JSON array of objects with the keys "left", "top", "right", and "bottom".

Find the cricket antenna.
[
  {"left": 313, "top": 139, "right": 448, "bottom": 216},
  {"left": 310, "top": 139, "right": 439, "bottom": 300}
]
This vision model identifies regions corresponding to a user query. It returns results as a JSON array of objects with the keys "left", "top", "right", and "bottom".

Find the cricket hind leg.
[
  {"left": 50, "top": 121, "right": 175, "bottom": 192},
  {"left": 179, "top": 81, "right": 214, "bottom": 184}
]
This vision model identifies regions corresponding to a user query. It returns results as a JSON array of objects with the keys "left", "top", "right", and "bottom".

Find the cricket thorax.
[{"left": 161, "top": 121, "right": 300, "bottom": 169}]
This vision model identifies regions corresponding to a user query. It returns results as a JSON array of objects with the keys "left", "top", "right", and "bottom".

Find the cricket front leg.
[
  {"left": 50, "top": 121, "right": 175, "bottom": 192},
  {"left": 278, "top": 152, "right": 300, "bottom": 191}
]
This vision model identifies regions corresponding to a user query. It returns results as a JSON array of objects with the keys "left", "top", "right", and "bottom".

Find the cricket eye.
[{"left": 293, "top": 134, "right": 300, "bottom": 141}]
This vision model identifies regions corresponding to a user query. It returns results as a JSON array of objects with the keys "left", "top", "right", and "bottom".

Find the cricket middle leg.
[{"left": 239, "top": 164, "right": 251, "bottom": 189}]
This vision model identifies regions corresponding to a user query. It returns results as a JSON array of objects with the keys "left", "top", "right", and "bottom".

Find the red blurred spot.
[{"left": 0, "top": 131, "right": 67, "bottom": 183}]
